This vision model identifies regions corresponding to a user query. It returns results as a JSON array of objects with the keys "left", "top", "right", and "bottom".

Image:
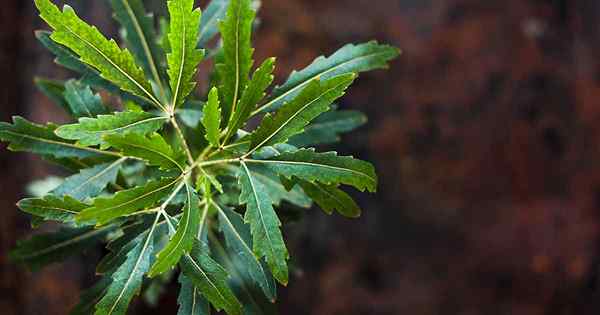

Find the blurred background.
[{"left": 2, "top": 0, "right": 600, "bottom": 314}]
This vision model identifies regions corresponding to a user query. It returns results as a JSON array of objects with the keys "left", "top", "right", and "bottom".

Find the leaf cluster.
[{"left": 2, "top": 0, "right": 399, "bottom": 314}]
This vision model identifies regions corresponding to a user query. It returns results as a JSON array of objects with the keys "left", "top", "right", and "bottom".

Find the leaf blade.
[
  {"left": 202, "top": 87, "right": 222, "bottom": 148},
  {"left": 105, "top": 133, "right": 186, "bottom": 171}
]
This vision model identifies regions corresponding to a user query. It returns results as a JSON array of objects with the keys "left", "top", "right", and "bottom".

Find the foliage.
[{"left": 1, "top": 0, "right": 399, "bottom": 313}]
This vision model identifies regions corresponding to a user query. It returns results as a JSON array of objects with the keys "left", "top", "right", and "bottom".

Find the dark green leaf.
[
  {"left": 52, "top": 158, "right": 126, "bottom": 201},
  {"left": 288, "top": 109, "right": 367, "bottom": 147},
  {"left": 64, "top": 80, "right": 109, "bottom": 118}
]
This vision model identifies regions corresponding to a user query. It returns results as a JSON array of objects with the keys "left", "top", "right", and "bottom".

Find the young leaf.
[
  {"left": 180, "top": 241, "right": 243, "bottom": 315},
  {"left": 34, "top": 0, "right": 163, "bottom": 109},
  {"left": 55, "top": 111, "right": 167, "bottom": 149},
  {"left": 167, "top": 0, "right": 205, "bottom": 109},
  {"left": 216, "top": 201, "right": 277, "bottom": 301},
  {"left": 247, "top": 148, "right": 377, "bottom": 192},
  {"left": 95, "top": 214, "right": 161, "bottom": 315},
  {"left": 105, "top": 133, "right": 186, "bottom": 171},
  {"left": 177, "top": 274, "right": 211, "bottom": 315},
  {"left": 225, "top": 57, "right": 275, "bottom": 142},
  {"left": 297, "top": 180, "right": 362, "bottom": 218},
  {"left": 17, "top": 195, "right": 88, "bottom": 224},
  {"left": 288, "top": 109, "right": 367, "bottom": 147},
  {"left": 0, "top": 116, "right": 119, "bottom": 159},
  {"left": 9, "top": 225, "right": 115, "bottom": 271},
  {"left": 149, "top": 184, "right": 201, "bottom": 276},
  {"left": 198, "top": 0, "right": 229, "bottom": 47},
  {"left": 256, "top": 41, "right": 400, "bottom": 113},
  {"left": 217, "top": 0, "right": 255, "bottom": 121},
  {"left": 248, "top": 74, "right": 356, "bottom": 154},
  {"left": 110, "top": 0, "right": 166, "bottom": 93},
  {"left": 77, "top": 177, "right": 180, "bottom": 225},
  {"left": 202, "top": 87, "right": 222, "bottom": 147},
  {"left": 52, "top": 158, "right": 126, "bottom": 201},
  {"left": 238, "top": 162, "right": 289, "bottom": 285},
  {"left": 64, "top": 80, "right": 109, "bottom": 118}
]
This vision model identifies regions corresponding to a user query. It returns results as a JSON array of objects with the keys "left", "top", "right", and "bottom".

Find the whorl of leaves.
[{"left": 1, "top": 0, "right": 399, "bottom": 314}]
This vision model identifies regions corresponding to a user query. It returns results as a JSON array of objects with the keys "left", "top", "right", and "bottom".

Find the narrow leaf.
[
  {"left": 288, "top": 109, "right": 367, "bottom": 147},
  {"left": 202, "top": 87, "right": 222, "bottom": 147},
  {"left": 77, "top": 177, "right": 180, "bottom": 225},
  {"left": 247, "top": 148, "right": 377, "bottom": 192},
  {"left": 52, "top": 158, "right": 125, "bottom": 201},
  {"left": 238, "top": 162, "right": 288, "bottom": 285},
  {"left": 35, "top": 0, "right": 162, "bottom": 108},
  {"left": 34, "top": 78, "right": 70, "bottom": 114},
  {"left": 70, "top": 277, "right": 112, "bottom": 315},
  {"left": 55, "top": 111, "right": 167, "bottom": 149},
  {"left": 257, "top": 41, "right": 400, "bottom": 113},
  {"left": 167, "top": 0, "right": 205, "bottom": 108},
  {"left": 17, "top": 195, "right": 88, "bottom": 224},
  {"left": 249, "top": 74, "right": 356, "bottom": 153},
  {"left": 177, "top": 274, "right": 211, "bottom": 315},
  {"left": 217, "top": 0, "right": 255, "bottom": 121},
  {"left": 64, "top": 80, "right": 109, "bottom": 118},
  {"left": 105, "top": 133, "right": 186, "bottom": 171},
  {"left": 198, "top": 0, "right": 229, "bottom": 47},
  {"left": 150, "top": 184, "right": 201, "bottom": 276},
  {"left": 297, "top": 180, "right": 361, "bottom": 218}
]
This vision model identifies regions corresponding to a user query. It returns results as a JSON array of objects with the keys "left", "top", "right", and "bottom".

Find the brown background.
[{"left": 2, "top": 0, "right": 600, "bottom": 314}]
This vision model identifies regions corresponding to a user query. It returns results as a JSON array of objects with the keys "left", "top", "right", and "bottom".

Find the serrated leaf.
[
  {"left": 35, "top": 0, "right": 163, "bottom": 109},
  {"left": 198, "top": 0, "right": 229, "bottom": 47},
  {"left": 77, "top": 177, "right": 180, "bottom": 225},
  {"left": 297, "top": 180, "right": 361, "bottom": 218},
  {"left": 150, "top": 184, "right": 201, "bottom": 276},
  {"left": 248, "top": 164, "right": 311, "bottom": 208},
  {"left": 202, "top": 87, "right": 222, "bottom": 147},
  {"left": 110, "top": 0, "right": 166, "bottom": 93},
  {"left": 35, "top": 78, "right": 71, "bottom": 114},
  {"left": 247, "top": 148, "right": 377, "bottom": 192},
  {"left": 180, "top": 241, "right": 243, "bottom": 315},
  {"left": 70, "top": 277, "right": 112, "bottom": 315},
  {"left": 217, "top": 0, "right": 255, "bottom": 122},
  {"left": 64, "top": 80, "right": 109, "bottom": 118},
  {"left": 17, "top": 195, "right": 88, "bottom": 224},
  {"left": 256, "top": 41, "right": 400, "bottom": 113},
  {"left": 9, "top": 225, "right": 114, "bottom": 271},
  {"left": 55, "top": 111, "right": 167, "bottom": 149},
  {"left": 225, "top": 57, "right": 275, "bottom": 142},
  {"left": 177, "top": 274, "right": 211, "bottom": 315},
  {"left": 249, "top": 74, "right": 356, "bottom": 153},
  {"left": 95, "top": 215, "right": 161, "bottom": 315},
  {"left": 52, "top": 158, "right": 125, "bottom": 201},
  {"left": 288, "top": 109, "right": 367, "bottom": 147},
  {"left": 167, "top": 0, "right": 205, "bottom": 108},
  {"left": 238, "top": 162, "right": 288, "bottom": 285},
  {"left": 216, "top": 201, "right": 276, "bottom": 301},
  {"left": 105, "top": 133, "right": 186, "bottom": 171},
  {"left": 0, "top": 116, "right": 119, "bottom": 159}
]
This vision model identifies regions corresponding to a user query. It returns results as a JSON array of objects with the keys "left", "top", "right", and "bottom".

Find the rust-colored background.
[{"left": 2, "top": 0, "right": 600, "bottom": 314}]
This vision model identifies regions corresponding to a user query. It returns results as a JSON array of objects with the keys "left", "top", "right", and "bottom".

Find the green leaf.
[
  {"left": 249, "top": 74, "right": 356, "bottom": 153},
  {"left": 198, "top": 0, "right": 229, "bottom": 47},
  {"left": 289, "top": 109, "right": 367, "bottom": 147},
  {"left": 95, "top": 215, "right": 161, "bottom": 315},
  {"left": 256, "top": 41, "right": 400, "bottom": 113},
  {"left": 217, "top": 0, "right": 255, "bottom": 122},
  {"left": 202, "top": 87, "right": 222, "bottom": 147},
  {"left": 247, "top": 164, "right": 311, "bottom": 208},
  {"left": 225, "top": 57, "right": 275, "bottom": 142},
  {"left": 17, "top": 195, "right": 88, "bottom": 224},
  {"left": 34, "top": 0, "right": 163, "bottom": 109},
  {"left": 34, "top": 78, "right": 71, "bottom": 115},
  {"left": 297, "top": 180, "right": 361, "bottom": 218},
  {"left": 77, "top": 177, "right": 180, "bottom": 225},
  {"left": 52, "top": 158, "right": 126, "bottom": 201},
  {"left": 167, "top": 0, "right": 205, "bottom": 108},
  {"left": 238, "top": 162, "right": 288, "bottom": 285},
  {"left": 64, "top": 80, "right": 109, "bottom": 118},
  {"left": 55, "top": 111, "right": 167, "bottom": 149},
  {"left": 110, "top": 0, "right": 166, "bottom": 93},
  {"left": 180, "top": 241, "right": 243, "bottom": 315},
  {"left": 9, "top": 225, "right": 114, "bottom": 271},
  {"left": 216, "top": 201, "right": 277, "bottom": 301},
  {"left": 150, "top": 184, "right": 201, "bottom": 276},
  {"left": 177, "top": 274, "right": 211, "bottom": 315},
  {"left": 70, "top": 277, "right": 112, "bottom": 315},
  {"left": 105, "top": 133, "right": 186, "bottom": 171},
  {"left": 247, "top": 148, "right": 377, "bottom": 192},
  {"left": 0, "top": 116, "right": 119, "bottom": 159}
]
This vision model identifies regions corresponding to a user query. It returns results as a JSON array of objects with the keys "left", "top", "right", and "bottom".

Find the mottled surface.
[{"left": 1, "top": 0, "right": 600, "bottom": 314}]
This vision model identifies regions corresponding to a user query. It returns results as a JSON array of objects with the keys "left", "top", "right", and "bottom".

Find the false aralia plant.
[{"left": 1, "top": 0, "right": 399, "bottom": 314}]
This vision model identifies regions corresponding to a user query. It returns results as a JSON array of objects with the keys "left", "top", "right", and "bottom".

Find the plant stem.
[{"left": 170, "top": 116, "right": 194, "bottom": 165}]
